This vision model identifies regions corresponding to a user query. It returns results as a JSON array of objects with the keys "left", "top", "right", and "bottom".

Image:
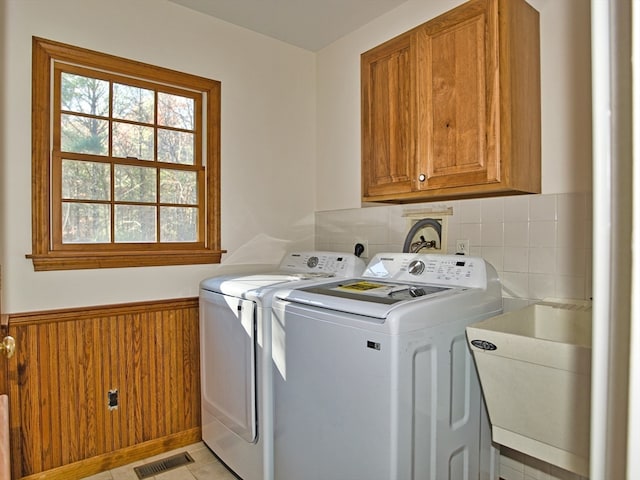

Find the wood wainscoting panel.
[{"left": 5, "top": 298, "right": 201, "bottom": 479}]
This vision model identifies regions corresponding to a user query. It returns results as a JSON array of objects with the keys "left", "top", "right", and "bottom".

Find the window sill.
[{"left": 27, "top": 250, "right": 225, "bottom": 271}]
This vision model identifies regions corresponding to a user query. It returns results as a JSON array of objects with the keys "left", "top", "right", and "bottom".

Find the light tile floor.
[{"left": 81, "top": 442, "right": 238, "bottom": 480}]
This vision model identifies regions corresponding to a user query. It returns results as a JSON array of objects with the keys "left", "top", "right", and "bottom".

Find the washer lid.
[{"left": 279, "top": 279, "right": 458, "bottom": 319}]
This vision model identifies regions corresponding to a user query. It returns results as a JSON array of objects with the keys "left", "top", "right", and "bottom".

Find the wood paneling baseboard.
[
  {"left": 5, "top": 298, "right": 201, "bottom": 479},
  {"left": 19, "top": 428, "right": 201, "bottom": 480}
]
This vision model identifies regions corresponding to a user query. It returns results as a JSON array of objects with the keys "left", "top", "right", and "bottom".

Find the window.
[{"left": 29, "top": 37, "right": 224, "bottom": 270}]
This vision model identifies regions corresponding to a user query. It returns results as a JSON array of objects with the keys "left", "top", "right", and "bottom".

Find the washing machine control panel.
[
  {"left": 364, "top": 253, "right": 490, "bottom": 288},
  {"left": 279, "top": 251, "right": 366, "bottom": 277}
]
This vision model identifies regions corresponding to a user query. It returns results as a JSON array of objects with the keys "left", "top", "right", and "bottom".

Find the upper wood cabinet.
[{"left": 361, "top": 0, "right": 541, "bottom": 203}]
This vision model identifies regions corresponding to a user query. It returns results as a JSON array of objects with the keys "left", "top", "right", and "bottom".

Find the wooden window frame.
[{"left": 28, "top": 37, "right": 224, "bottom": 270}]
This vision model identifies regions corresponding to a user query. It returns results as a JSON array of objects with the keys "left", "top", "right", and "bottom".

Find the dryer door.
[{"left": 200, "top": 290, "right": 257, "bottom": 443}]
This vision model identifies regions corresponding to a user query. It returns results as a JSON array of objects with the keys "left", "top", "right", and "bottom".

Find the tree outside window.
[{"left": 29, "top": 37, "right": 224, "bottom": 270}]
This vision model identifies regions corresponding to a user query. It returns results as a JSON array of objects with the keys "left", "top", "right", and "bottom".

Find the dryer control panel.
[
  {"left": 279, "top": 251, "right": 366, "bottom": 277},
  {"left": 364, "top": 253, "right": 492, "bottom": 289}
]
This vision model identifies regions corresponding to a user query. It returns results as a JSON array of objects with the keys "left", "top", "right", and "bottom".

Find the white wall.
[
  {"left": 315, "top": 0, "right": 593, "bottom": 211},
  {"left": 0, "top": 0, "right": 317, "bottom": 312},
  {"left": 0, "top": 0, "right": 593, "bottom": 314}
]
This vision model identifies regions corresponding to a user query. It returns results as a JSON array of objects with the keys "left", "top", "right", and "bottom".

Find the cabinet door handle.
[{"left": 418, "top": 174, "right": 426, "bottom": 182}]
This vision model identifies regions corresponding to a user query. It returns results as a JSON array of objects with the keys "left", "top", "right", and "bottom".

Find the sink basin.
[{"left": 466, "top": 300, "right": 591, "bottom": 477}]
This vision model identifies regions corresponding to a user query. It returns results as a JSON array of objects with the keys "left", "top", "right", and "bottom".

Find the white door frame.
[{"left": 590, "top": 0, "right": 636, "bottom": 478}]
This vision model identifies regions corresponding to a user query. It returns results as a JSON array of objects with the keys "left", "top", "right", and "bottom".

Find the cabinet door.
[
  {"left": 415, "top": 0, "right": 500, "bottom": 191},
  {"left": 361, "top": 31, "right": 416, "bottom": 198}
]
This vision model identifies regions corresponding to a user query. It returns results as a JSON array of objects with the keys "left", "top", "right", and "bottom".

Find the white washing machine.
[
  {"left": 271, "top": 253, "right": 503, "bottom": 480},
  {"left": 199, "top": 251, "right": 365, "bottom": 480}
]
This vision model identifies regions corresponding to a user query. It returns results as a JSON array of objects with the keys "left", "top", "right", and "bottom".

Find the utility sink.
[{"left": 466, "top": 300, "right": 591, "bottom": 477}]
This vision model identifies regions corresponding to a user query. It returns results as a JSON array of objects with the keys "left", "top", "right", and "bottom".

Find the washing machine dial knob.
[
  {"left": 408, "top": 260, "right": 425, "bottom": 275},
  {"left": 307, "top": 256, "right": 319, "bottom": 268}
]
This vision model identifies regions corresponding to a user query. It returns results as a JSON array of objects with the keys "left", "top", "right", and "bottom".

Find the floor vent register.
[{"left": 133, "top": 451, "right": 194, "bottom": 479}]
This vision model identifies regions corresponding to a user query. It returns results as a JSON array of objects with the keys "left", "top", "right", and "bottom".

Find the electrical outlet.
[
  {"left": 455, "top": 239, "right": 470, "bottom": 255},
  {"left": 354, "top": 239, "right": 369, "bottom": 258},
  {"left": 108, "top": 389, "right": 118, "bottom": 411}
]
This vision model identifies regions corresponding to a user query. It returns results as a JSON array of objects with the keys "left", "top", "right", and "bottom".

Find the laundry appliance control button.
[{"left": 408, "top": 260, "right": 425, "bottom": 275}]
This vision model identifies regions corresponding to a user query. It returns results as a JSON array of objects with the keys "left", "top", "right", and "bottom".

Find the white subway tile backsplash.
[
  {"left": 504, "top": 222, "right": 530, "bottom": 247},
  {"left": 504, "top": 247, "right": 530, "bottom": 273},
  {"left": 555, "top": 275, "right": 586, "bottom": 300},
  {"left": 481, "top": 222, "right": 504, "bottom": 247},
  {"left": 460, "top": 223, "right": 482, "bottom": 246},
  {"left": 529, "top": 247, "right": 557, "bottom": 274},
  {"left": 530, "top": 195, "right": 557, "bottom": 221},
  {"left": 458, "top": 199, "right": 482, "bottom": 223},
  {"left": 504, "top": 195, "right": 530, "bottom": 222},
  {"left": 556, "top": 217, "right": 586, "bottom": 249},
  {"left": 528, "top": 274, "right": 556, "bottom": 300},
  {"left": 387, "top": 243, "right": 404, "bottom": 255},
  {"left": 447, "top": 222, "right": 462, "bottom": 244},
  {"left": 468, "top": 246, "right": 482, "bottom": 257},
  {"left": 481, "top": 197, "right": 505, "bottom": 222},
  {"left": 314, "top": 222, "right": 333, "bottom": 240},
  {"left": 529, "top": 221, "right": 557, "bottom": 248},
  {"left": 315, "top": 193, "right": 591, "bottom": 304},
  {"left": 388, "top": 210, "right": 409, "bottom": 244},
  {"left": 357, "top": 224, "right": 388, "bottom": 244},
  {"left": 351, "top": 206, "right": 386, "bottom": 225},
  {"left": 556, "top": 247, "right": 586, "bottom": 276}
]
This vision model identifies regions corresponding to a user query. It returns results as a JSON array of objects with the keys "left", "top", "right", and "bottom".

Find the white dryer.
[
  {"left": 271, "top": 253, "right": 503, "bottom": 480},
  {"left": 199, "top": 251, "right": 365, "bottom": 480}
]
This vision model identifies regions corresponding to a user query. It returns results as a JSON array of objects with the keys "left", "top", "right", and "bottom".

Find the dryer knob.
[
  {"left": 307, "top": 256, "right": 319, "bottom": 268},
  {"left": 408, "top": 260, "right": 425, "bottom": 275}
]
